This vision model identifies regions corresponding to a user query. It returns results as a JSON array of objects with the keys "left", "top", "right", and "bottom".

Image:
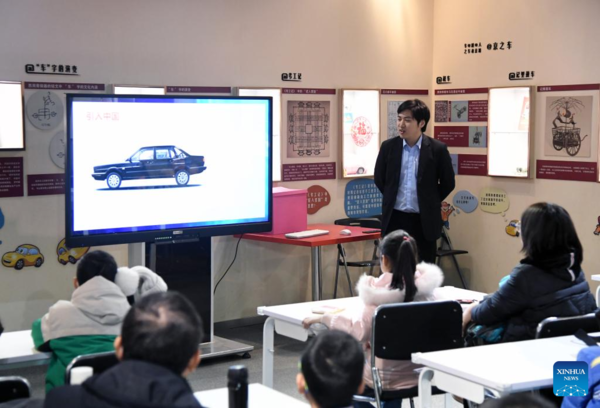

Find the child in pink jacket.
[{"left": 303, "top": 230, "right": 444, "bottom": 406}]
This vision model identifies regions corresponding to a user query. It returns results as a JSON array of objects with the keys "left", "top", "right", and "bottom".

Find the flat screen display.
[{"left": 66, "top": 95, "right": 272, "bottom": 247}]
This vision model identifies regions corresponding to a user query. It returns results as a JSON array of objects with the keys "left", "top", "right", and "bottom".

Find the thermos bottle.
[{"left": 228, "top": 365, "right": 248, "bottom": 408}]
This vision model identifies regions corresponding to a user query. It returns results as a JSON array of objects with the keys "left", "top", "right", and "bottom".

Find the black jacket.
[
  {"left": 374, "top": 135, "right": 455, "bottom": 240},
  {"left": 471, "top": 255, "right": 597, "bottom": 342},
  {"left": 43, "top": 360, "right": 203, "bottom": 408}
]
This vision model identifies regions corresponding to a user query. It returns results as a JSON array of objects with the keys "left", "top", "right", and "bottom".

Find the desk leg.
[
  {"left": 263, "top": 317, "right": 275, "bottom": 388},
  {"left": 418, "top": 368, "right": 434, "bottom": 408},
  {"left": 311, "top": 247, "right": 322, "bottom": 301}
]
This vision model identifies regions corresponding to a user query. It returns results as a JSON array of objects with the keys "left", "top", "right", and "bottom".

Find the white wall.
[
  {"left": 432, "top": 0, "right": 600, "bottom": 293},
  {"left": 0, "top": 0, "right": 435, "bottom": 329}
]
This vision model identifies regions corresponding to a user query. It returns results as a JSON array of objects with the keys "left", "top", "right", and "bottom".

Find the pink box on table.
[{"left": 267, "top": 187, "right": 307, "bottom": 234}]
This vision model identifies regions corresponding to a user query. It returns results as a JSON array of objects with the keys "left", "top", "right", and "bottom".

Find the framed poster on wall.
[
  {"left": 488, "top": 87, "right": 531, "bottom": 178},
  {"left": 341, "top": 89, "right": 380, "bottom": 178},
  {"left": 239, "top": 88, "right": 282, "bottom": 182},
  {"left": 0, "top": 81, "right": 25, "bottom": 150}
]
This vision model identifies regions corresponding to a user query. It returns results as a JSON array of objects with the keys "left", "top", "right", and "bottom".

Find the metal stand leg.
[
  {"left": 451, "top": 254, "right": 468, "bottom": 289},
  {"left": 311, "top": 247, "right": 321, "bottom": 300},
  {"left": 262, "top": 317, "right": 275, "bottom": 388}
]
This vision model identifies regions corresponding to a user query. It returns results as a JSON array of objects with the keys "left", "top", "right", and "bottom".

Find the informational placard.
[
  {"left": 166, "top": 86, "right": 231, "bottom": 94},
  {"left": 435, "top": 126, "right": 487, "bottom": 148},
  {"left": 282, "top": 162, "right": 336, "bottom": 181},
  {"left": 287, "top": 101, "right": 330, "bottom": 158},
  {"left": 453, "top": 190, "right": 479, "bottom": 213},
  {"left": 536, "top": 160, "right": 597, "bottom": 182},
  {"left": 458, "top": 154, "right": 488, "bottom": 176},
  {"left": 479, "top": 187, "right": 509, "bottom": 214},
  {"left": 488, "top": 87, "right": 531, "bottom": 178},
  {"left": 468, "top": 100, "right": 488, "bottom": 121},
  {"left": 307, "top": 185, "right": 331, "bottom": 215},
  {"left": 282, "top": 88, "right": 336, "bottom": 95},
  {"left": 0, "top": 157, "right": 24, "bottom": 197},
  {"left": 25, "top": 82, "right": 105, "bottom": 91},
  {"left": 0, "top": 82, "right": 25, "bottom": 150},
  {"left": 342, "top": 90, "right": 380, "bottom": 178},
  {"left": 344, "top": 179, "right": 382, "bottom": 218},
  {"left": 27, "top": 173, "right": 66, "bottom": 196},
  {"left": 435, "top": 126, "right": 469, "bottom": 147}
]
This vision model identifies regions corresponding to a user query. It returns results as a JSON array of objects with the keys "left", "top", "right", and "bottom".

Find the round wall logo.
[{"left": 554, "top": 361, "right": 588, "bottom": 397}]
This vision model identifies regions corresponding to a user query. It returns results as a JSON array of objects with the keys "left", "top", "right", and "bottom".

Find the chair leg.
[
  {"left": 410, "top": 398, "right": 416, "bottom": 408},
  {"left": 451, "top": 254, "right": 468, "bottom": 289},
  {"left": 343, "top": 261, "right": 354, "bottom": 297},
  {"left": 333, "top": 245, "right": 342, "bottom": 299}
]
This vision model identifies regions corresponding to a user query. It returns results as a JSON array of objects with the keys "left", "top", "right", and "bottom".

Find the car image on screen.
[{"left": 92, "top": 145, "right": 206, "bottom": 189}]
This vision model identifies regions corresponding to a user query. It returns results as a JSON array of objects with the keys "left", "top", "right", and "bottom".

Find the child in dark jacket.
[{"left": 463, "top": 202, "right": 597, "bottom": 343}]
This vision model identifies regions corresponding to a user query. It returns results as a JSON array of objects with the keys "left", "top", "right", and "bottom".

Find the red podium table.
[{"left": 241, "top": 223, "right": 381, "bottom": 300}]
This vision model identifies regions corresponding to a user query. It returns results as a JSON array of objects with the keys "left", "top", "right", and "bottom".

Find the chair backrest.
[
  {"left": 371, "top": 300, "right": 463, "bottom": 361},
  {"left": 536, "top": 313, "right": 600, "bottom": 339},
  {"left": 0, "top": 376, "right": 30, "bottom": 403},
  {"left": 335, "top": 217, "right": 381, "bottom": 229},
  {"left": 65, "top": 351, "right": 119, "bottom": 384}
]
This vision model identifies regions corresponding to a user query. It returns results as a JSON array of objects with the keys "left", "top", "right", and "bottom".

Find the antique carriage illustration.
[{"left": 550, "top": 97, "right": 588, "bottom": 157}]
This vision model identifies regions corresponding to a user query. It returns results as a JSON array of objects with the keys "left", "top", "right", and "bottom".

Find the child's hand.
[
  {"left": 302, "top": 316, "right": 322, "bottom": 329},
  {"left": 462, "top": 301, "right": 478, "bottom": 334}
]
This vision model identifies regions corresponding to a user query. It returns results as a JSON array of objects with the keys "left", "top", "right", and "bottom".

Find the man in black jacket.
[
  {"left": 374, "top": 99, "right": 455, "bottom": 263},
  {"left": 4, "top": 292, "right": 205, "bottom": 408}
]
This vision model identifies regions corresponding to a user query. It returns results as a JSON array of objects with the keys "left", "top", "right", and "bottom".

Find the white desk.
[
  {"left": 0, "top": 330, "right": 51, "bottom": 369},
  {"left": 257, "top": 286, "right": 486, "bottom": 388},
  {"left": 412, "top": 334, "right": 587, "bottom": 406},
  {"left": 194, "top": 383, "right": 309, "bottom": 407}
]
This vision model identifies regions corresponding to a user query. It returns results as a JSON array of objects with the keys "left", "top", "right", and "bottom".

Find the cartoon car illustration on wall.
[
  {"left": 92, "top": 146, "right": 206, "bottom": 189},
  {"left": 2, "top": 244, "right": 45, "bottom": 270},
  {"left": 56, "top": 238, "right": 89, "bottom": 265},
  {"left": 505, "top": 220, "right": 521, "bottom": 237}
]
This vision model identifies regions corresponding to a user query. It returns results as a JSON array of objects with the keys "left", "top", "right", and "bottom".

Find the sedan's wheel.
[
  {"left": 357, "top": 167, "right": 365, "bottom": 174},
  {"left": 15, "top": 260, "right": 24, "bottom": 270},
  {"left": 106, "top": 172, "right": 122, "bottom": 189},
  {"left": 176, "top": 170, "right": 190, "bottom": 186},
  {"left": 35, "top": 258, "right": 43, "bottom": 267}
]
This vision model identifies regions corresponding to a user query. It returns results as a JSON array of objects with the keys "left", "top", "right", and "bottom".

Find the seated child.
[
  {"left": 303, "top": 230, "right": 444, "bottom": 407},
  {"left": 463, "top": 202, "right": 596, "bottom": 343},
  {"left": 31, "top": 250, "right": 167, "bottom": 392},
  {"left": 297, "top": 330, "right": 364, "bottom": 408}
]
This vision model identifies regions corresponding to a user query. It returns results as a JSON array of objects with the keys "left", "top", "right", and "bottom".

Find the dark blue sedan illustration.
[{"left": 92, "top": 146, "right": 206, "bottom": 189}]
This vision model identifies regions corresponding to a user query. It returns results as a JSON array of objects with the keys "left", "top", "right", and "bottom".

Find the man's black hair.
[
  {"left": 76, "top": 250, "right": 118, "bottom": 285},
  {"left": 521, "top": 202, "right": 583, "bottom": 266},
  {"left": 397, "top": 99, "right": 431, "bottom": 132},
  {"left": 301, "top": 330, "right": 363, "bottom": 408},
  {"left": 121, "top": 291, "right": 203, "bottom": 375}
]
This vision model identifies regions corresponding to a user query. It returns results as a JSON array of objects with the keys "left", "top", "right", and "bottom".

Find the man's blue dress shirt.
[{"left": 394, "top": 135, "right": 422, "bottom": 213}]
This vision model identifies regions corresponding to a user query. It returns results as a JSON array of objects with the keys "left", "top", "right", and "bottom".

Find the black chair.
[
  {"left": 0, "top": 376, "right": 30, "bottom": 403},
  {"left": 436, "top": 227, "right": 469, "bottom": 289},
  {"left": 354, "top": 300, "right": 463, "bottom": 408},
  {"left": 65, "top": 351, "right": 119, "bottom": 384},
  {"left": 333, "top": 217, "right": 381, "bottom": 298},
  {"left": 536, "top": 313, "right": 600, "bottom": 339}
]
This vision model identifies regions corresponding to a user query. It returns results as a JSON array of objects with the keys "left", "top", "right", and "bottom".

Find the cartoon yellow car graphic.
[
  {"left": 505, "top": 220, "right": 521, "bottom": 237},
  {"left": 57, "top": 238, "right": 89, "bottom": 265},
  {"left": 2, "top": 244, "right": 44, "bottom": 270}
]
